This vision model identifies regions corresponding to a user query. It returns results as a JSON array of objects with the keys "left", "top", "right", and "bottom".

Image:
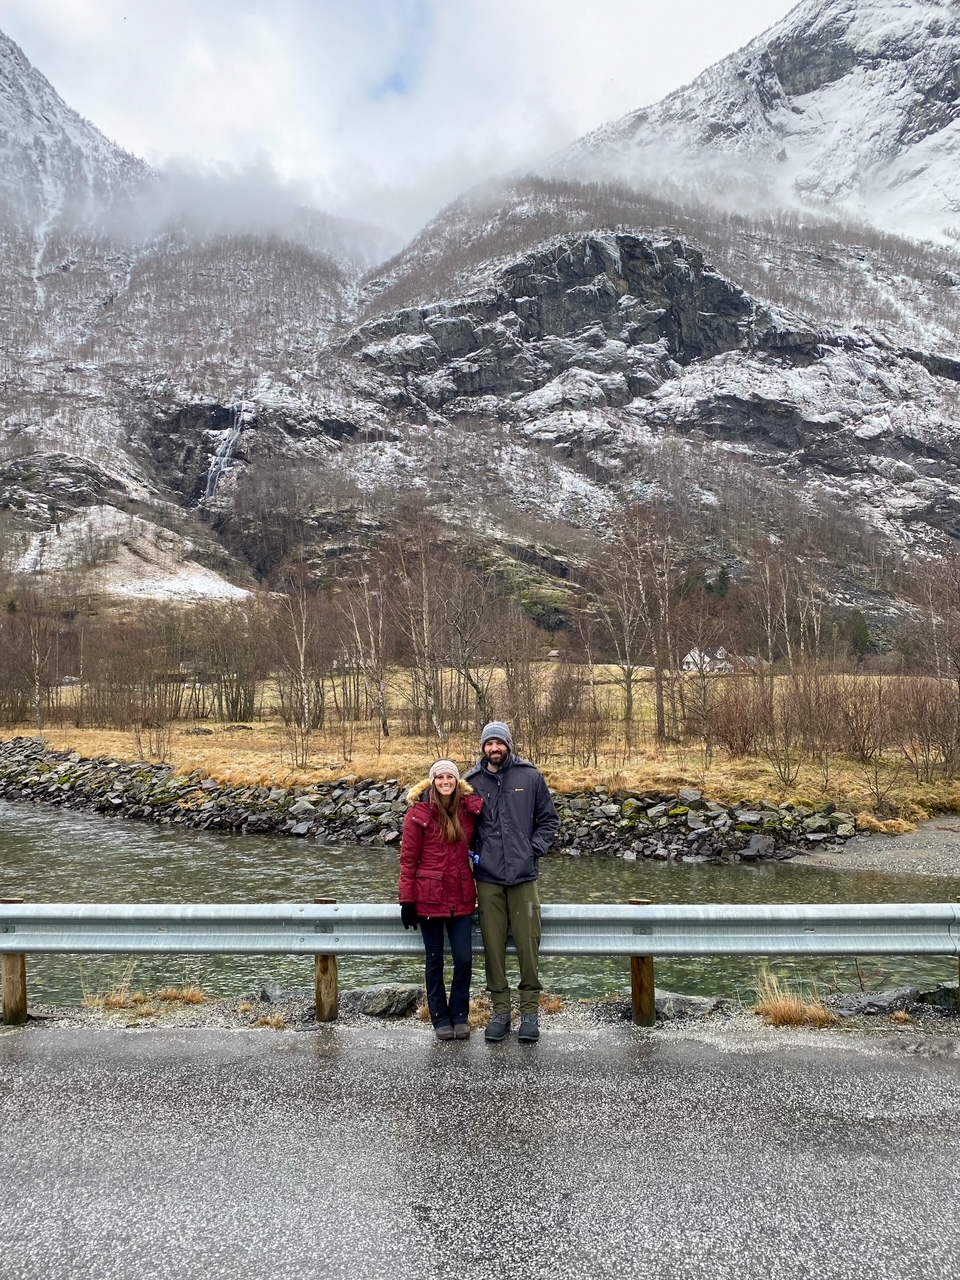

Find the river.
[{"left": 3, "top": 799, "right": 959, "bottom": 1004}]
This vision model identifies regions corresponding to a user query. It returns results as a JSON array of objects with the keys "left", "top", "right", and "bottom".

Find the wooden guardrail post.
[
  {"left": 1, "top": 898, "right": 27, "bottom": 1026},
  {"left": 629, "top": 898, "right": 656, "bottom": 1027},
  {"left": 314, "top": 897, "right": 339, "bottom": 1023}
]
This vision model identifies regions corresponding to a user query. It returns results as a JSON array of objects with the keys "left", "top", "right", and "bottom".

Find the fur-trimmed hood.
[{"left": 406, "top": 777, "right": 476, "bottom": 805}]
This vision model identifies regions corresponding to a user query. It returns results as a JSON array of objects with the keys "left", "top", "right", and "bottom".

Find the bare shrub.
[
  {"left": 889, "top": 676, "right": 960, "bottom": 782},
  {"left": 834, "top": 675, "right": 901, "bottom": 810},
  {"left": 704, "top": 675, "right": 768, "bottom": 757},
  {"left": 835, "top": 674, "right": 892, "bottom": 764},
  {"left": 761, "top": 677, "right": 807, "bottom": 789},
  {"left": 784, "top": 668, "right": 844, "bottom": 792}
]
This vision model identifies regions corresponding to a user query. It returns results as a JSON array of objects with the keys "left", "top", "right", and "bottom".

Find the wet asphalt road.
[{"left": 1, "top": 1022, "right": 959, "bottom": 1280}]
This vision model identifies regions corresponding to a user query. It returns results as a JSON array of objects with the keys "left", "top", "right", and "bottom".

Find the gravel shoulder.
[
  {"left": 15, "top": 986, "right": 959, "bottom": 1051},
  {"left": 793, "top": 816, "right": 960, "bottom": 878}
]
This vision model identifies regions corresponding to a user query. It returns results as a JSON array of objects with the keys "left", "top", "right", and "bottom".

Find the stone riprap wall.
[
  {"left": 554, "top": 787, "right": 857, "bottom": 862},
  {"left": 0, "top": 737, "right": 860, "bottom": 861}
]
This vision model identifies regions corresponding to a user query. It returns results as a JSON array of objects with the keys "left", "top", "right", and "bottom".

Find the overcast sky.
[{"left": 3, "top": 0, "right": 800, "bottom": 237}]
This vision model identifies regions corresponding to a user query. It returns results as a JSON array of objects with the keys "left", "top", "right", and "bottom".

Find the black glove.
[{"left": 400, "top": 902, "right": 419, "bottom": 930}]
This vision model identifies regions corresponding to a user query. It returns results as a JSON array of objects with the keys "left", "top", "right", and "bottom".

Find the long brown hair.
[{"left": 431, "top": 784, "right": 464, "bottom": 844}]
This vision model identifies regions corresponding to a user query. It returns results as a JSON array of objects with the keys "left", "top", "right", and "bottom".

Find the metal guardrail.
[
  {"left": 1, "top": 901, "right": 959, "bottom": 957},
  {"left": 2, "top": 901, "right": 958, "bottom": 1028}
]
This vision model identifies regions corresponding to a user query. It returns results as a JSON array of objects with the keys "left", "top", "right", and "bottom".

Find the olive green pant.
[{"left": 476, "top": 879, "right": 542, "bottom": 1015}]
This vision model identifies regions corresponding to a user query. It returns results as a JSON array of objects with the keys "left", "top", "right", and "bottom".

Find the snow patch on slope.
[{"left": 15, "top": 505, "right": 250, "bottom": 602}]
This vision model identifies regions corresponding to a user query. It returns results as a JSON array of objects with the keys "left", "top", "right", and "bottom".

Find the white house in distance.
[
  {"left": 681, "top": 646, "right": 735, "bottom": 674},
  {"left": 681, "top": 647, "right": 762, "bottom": 674}
]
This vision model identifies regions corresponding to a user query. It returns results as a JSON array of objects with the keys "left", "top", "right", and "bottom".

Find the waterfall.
[{"left": 202, "top": 404, "right": 244, "bottom": 502}]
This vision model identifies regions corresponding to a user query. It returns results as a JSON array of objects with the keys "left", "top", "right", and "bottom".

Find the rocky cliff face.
[
  {"left": 0, "top": 27, "right": 369, "bottom": 592},
  {"left": 6, "top": 194, "right": 960, "bottom": 595},
  {"left": 290, "top": 223, "right": 960, "bottom": 558}
]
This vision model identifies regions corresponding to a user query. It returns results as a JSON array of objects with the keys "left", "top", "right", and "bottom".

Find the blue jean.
[{"left": 419, "top": 913, "right": 473, "bottom": 1026}]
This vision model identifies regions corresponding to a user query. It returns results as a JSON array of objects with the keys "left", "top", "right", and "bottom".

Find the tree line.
[{"left": 5, "top": 500, "right": 960, "bottom": 800}]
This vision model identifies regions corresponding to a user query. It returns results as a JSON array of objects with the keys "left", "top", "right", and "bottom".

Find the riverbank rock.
[
  {"left": 826, "top": 984, "right": 959, "bottom": 1020},
  {"left": 340, "top": 984, "right": 424, "bottom": 1018},
  {"left": 0, "top": 735, "right": 864, "bottom": 863},
  {"left": 917, "top": 984, "right": 959, "bottom": 1012},
  {"left": 832, "top": 986, "right": 921, "bottom": 1017},
  {"left": 654, "top": 990, "right": 723, "bottom": 1020},
  {"left": 549, "top": 788, "right": 860, "bottom": 863},
  {"left": 588, "top": 991, "right": 732, "bottom": 1023}
]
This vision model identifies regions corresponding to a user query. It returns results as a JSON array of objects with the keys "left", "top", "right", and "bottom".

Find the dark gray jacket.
[{"left": 464, "top": 753, "right": 560, "bottom": 886}]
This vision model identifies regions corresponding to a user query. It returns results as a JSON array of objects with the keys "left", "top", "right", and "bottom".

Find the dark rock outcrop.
[{"left": 348, "top": 234, "right": 820, "bottom": 419}]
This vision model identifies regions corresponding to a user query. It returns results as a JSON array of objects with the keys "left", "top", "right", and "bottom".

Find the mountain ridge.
[{"left": 3, "top": 2, "right": 960, "bottom": 634}]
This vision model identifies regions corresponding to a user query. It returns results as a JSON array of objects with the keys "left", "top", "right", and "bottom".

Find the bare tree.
[
  {"left": 190, "top": 597, "right": 269, "bottom": 723},
  {"left": 434, "top": 553, "right": 506, "bottom": 730},
  {"left": 269, "top": 570, "right": 331, "bottom": 767},
  {"left": 341, "top": 558, "right": 390, "bottom": 740},
  {"left": 601, "top": 504, "right": 690, "bottom": 743},
  {"left": 581, "top": 547, "right": 647, "bottom": 750},
  {"left": 389, "top": 515, "right": 448, "bottom": 742},
  {"left": 4, "top": 588, "right": 61, "bottom": 730}
]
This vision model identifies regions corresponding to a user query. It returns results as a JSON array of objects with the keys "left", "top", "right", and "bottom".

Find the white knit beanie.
[{"left": 429, "top": 759, "right": 460, "bottom": 782}]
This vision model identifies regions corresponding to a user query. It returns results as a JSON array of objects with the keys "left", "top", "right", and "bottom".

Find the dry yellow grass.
[
  {"left": 753, "top": 968, "right": 837, "bottom": 1028},
  {"left": 539, "top": 993, "right": 566, "bottom": 1014},
  {"left": 853, "top": 813, "right": 916, "bottom": 835},
  {"left": 468, "top": 991, "right": 493, "bottom": 1029},
  {"left": 81, "top": 959, "right": 137, "bottom": 1009},
  {"left": 15, "top": 717, "right": 924, "bottom": 818},
  {"left": 891, "top": 1009, "right": 915, "bottom": 1024},
  {"left": 100, "top": 992, "right": 132, "bottom": 1009},
  {"left": 20, "top": 662, "right": 960, "bottom": 819},
  {"left": 416, "top": 992, "right": 492, "bottom": 1027},
  {"left": 253, "top": 1013, "right": 287, "bottom": 1029},
  {"left": 153, "top": 985, "right": 206, "bottom": 1004},
  {"left": 84, "top": 979, "right": 207, "bottom": 1010}
]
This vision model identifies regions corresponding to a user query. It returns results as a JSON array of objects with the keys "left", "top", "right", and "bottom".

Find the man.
[{"left": 465, "top": 721, "right": 559, "bottom": 1044}]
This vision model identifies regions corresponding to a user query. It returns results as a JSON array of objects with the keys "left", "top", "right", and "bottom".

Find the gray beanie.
[{"left": 480, "top": 721, "right": 513, "bottom": 750}]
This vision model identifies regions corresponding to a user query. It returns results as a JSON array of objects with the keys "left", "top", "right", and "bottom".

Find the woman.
[{"left": 399, "top": 759, "right": 483, "bottom": 1040}]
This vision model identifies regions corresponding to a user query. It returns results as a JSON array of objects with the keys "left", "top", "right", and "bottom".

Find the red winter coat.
[{"left": 398, "top": 778, "right": 483, "bottom": 918}]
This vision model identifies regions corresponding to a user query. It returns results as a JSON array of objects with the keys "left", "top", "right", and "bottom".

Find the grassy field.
[
  {"left": 10, "top": 664, "right": 960, "bottom": 822},
  {"left": 11, "top": 713, "right": 948, "bottom": 825}
]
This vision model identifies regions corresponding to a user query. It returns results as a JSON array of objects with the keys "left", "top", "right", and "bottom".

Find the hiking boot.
[
  {"left": 434, "top": 1022, "right": 455, "bottom": 1041},
  {"left": 518, "top": 1014, "right": 540, "bottom": 1043},
  {"left": 484, "top": 1011, "right": 512, "bottom": 1042},
  {"left": 453, "top": 1021, "right": 471, "bottom": 1040}
]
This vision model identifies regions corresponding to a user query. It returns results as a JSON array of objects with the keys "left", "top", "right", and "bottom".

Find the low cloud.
[{"left": 3, "top": 0, "right": 800, "bottom": 240}]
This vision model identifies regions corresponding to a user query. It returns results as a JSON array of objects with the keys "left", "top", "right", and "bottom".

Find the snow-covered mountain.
[
  {"left": 4, "top": 1, "right": 960, "bottom": 626},
  {"left": 561, "top": 0, "right": 960, "bottom": 242},
  {"left": 0, "top": 26, "right": 379, "bottom": 600},
  {"left": 0, "top": 25, "right": 381, "bottom": 370},
  {"left": 0, "top": 29, "right": 152, "bottom": 231}
]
